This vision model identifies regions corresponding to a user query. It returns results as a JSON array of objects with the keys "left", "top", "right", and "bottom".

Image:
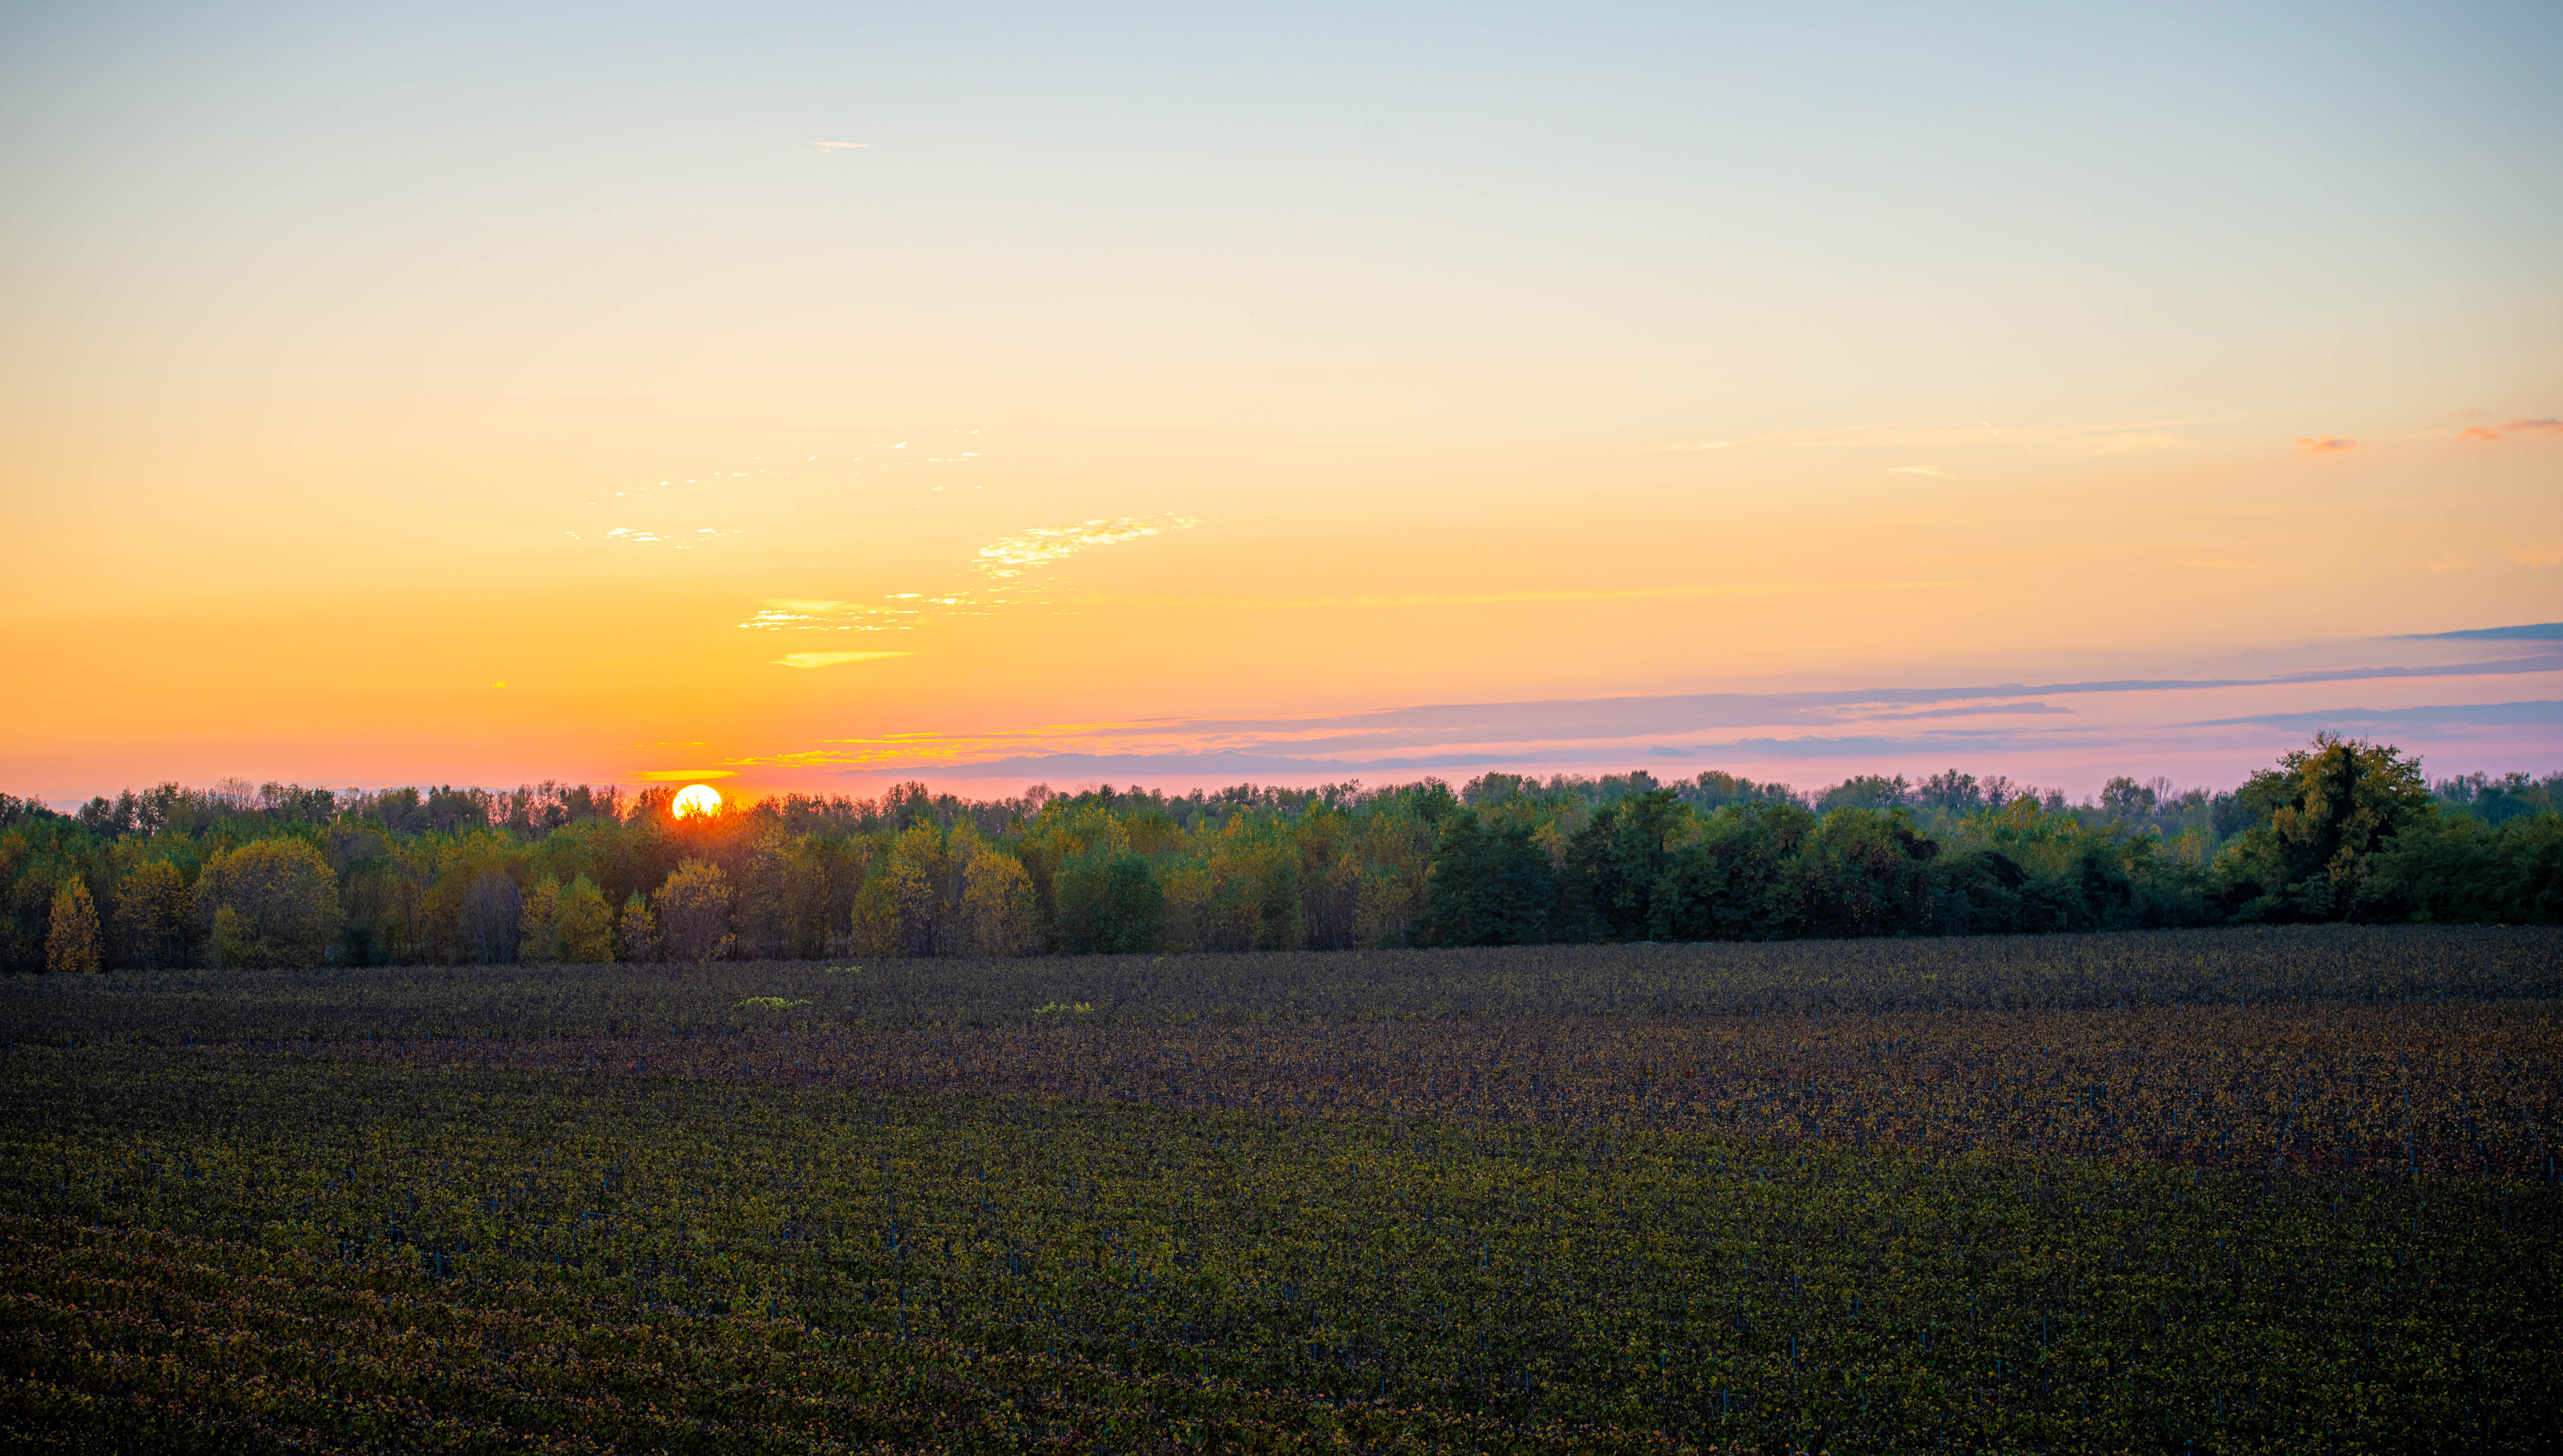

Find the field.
[{"left": 4, "top": 926, "right": 2560, "bottom": 1453}]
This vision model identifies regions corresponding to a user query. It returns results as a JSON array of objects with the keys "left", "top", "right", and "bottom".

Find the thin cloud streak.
[
  {"left": 2180, "top": 701, "right": 2563, "bottom": 732},
  {"left": 1068, "top": 580, "right": 1974, "bottom": 612},
  {"left": 774, "top": 651, "right": 915, "bottom": 669},
  {"left": 2457, "top": 418, "right": 2560, "bottom": 442},
  {"left": 747, "top": 644, "right": 2563, "bottom": 779}
]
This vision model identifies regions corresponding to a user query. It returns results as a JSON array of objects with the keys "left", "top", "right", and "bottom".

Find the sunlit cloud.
[
  {"left": 742, "top": 515, "right": 1202, "bottom": 632},
  {"left": 974, "top": 516, "right": 1201, "bottom": 584},
  {"left": 2456, "top": 426, "right": 2505, "bottom": 442},
  {"left": 2294, "top": 436, "right": 2358, "bottom": 454},
  {"left": 1653, "top": 441, "right": 1732, "bottom": 451},
  {"left": 808, "top": 141, "right": 870, "bottom": 151},
  {"left": 638, "top": 769, "right": 738, "bottom": 780},
  {"left": 2507, "top": 541, "right": 2563, "bottom": 569},
  {"left": 1887, "top": 465, "right": 1949, "bottom": 477},
  {"left": 774, "top": 651, "right": 916, "bottom": 669},
  {"left": 2428, "top": 556, "right": 2473, "bottom": 573}
]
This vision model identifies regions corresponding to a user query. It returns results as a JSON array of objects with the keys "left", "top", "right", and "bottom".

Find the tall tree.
[
  {"left": 46, "top": 879, "right": 100, "bottom": 972},
  {"left": 192, "top": 840, "right": 341, "bottom": 969},
  {"left": 615, "top": 891, "right": 659, "bottom": 963},
  {"left": 656, "top": 859, "right": 732, "bottom": 962},
  {"left": 553, "top": 876, "right": 615, "bottom": 963},
  {"left": 110, "top": 860, "right": 190, "bottom": 968},
  {"left": 2218, "top": 734, "right": 2431, "bottom": 919}
]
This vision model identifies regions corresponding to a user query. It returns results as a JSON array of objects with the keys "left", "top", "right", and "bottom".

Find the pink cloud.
[
  {"left": 2456, "top": 418, "right": 2558, "bottom": 443},
  {"left": 2293, "top": 436, "right": 2358, "bottom": 454}
]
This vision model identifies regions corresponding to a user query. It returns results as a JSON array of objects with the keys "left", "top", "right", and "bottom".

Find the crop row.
[
  {"left": 7, "top": 1044, "right": 2557, "bottom": 1452},
  {"left": 299, "top": 1001, "right": 2562, "bottom": 1182},
  {"left": 2, "top": 1214, "right": 1679, "bottom": 1455},
  {"left": 9, "top": 923, "right": 2560, "bottom": 1048}
]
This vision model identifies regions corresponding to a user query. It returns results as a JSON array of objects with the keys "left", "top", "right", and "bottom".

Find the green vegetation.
[
  {"left": 4, "top": 736, "right": 2559, "bottom": 974},
  {"left": 1, "top": 926, "right": 2557, "bottom": 1451}
]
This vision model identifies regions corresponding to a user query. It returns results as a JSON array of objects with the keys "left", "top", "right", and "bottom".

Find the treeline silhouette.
[{"left": 4, "top": 735, "right": 2556, "bottom": 972}]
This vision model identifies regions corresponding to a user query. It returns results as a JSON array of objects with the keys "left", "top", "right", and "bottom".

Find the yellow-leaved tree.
[
  {"left": 554, "top": 876, "right": 615, "bottom": 963},
  {"left": 518, "top": 876, "right": 561, "bottom": 964},
  {"left": 46, "top": 879, "right": 101, "bottom": 972},
  {"left": 110, "top": 860, "right": 190, "bottom": 968},
  {"left": 193, "top": 840, "right": 341, "bottom": 969},
  {"left": 953, "top": 824, "right": 1038, "bottom": 957}
]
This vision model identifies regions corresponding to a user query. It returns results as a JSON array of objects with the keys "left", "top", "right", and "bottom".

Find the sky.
[{"left": 3, "top": 1, "right": 2559, "bottom": 806}]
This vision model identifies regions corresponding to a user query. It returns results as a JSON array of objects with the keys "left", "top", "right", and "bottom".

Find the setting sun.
[{"left": 671, "top": 784, "right": 723, "bottom": 819}]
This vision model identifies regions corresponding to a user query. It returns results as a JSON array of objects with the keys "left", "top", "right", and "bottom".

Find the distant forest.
[{"left": 5, "top": 735, "right": 2558, "bottom": 972}]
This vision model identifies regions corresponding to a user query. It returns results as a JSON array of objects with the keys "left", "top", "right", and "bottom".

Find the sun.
[{"left": 672, "top": 784, "right": 724, "bottom": 819}]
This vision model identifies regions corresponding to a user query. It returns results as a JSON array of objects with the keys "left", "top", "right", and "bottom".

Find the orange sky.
[{"left": 4, "top": 6, "right": 2558, "bottom": 804}]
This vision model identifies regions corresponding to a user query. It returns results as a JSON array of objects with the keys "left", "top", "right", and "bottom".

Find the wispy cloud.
[
  {"left": 2405, "top": 622, "right": 2563, "bottom": 642},
  {"left": 2179, "top": 701, "right": 2563, "bottom": 733},
  {"left": 2294, "top": 436, "right": 2359, "bottom": 454},
  {"left": 775, "top": 651, "right": 915, "bottom": 669},
  {"left": 2507, "top": 541, "right": 2563, "bottom": 569},
  {"left": 808, "top": 141, "right": 870, "bottom": 151},
  {"left": 744, "top": 515, "right": 1202, "bottom": 633},
  {"left": 639, "top": 769, "right": 739, "bottom": 781},
  {"left": 736, "top": 644, "right": 2563, "bottom": 781},
  {"left": 1067, "top": 581, "right": 1972, "bottom": 612},
  {"left": 2457, "top": 417, "right": 2561, "bottom": 443},
  {"left": 1887, "top": 465, "right": 1948, "bottom": 477},
  {"left": 975, "top": 517, "right": 1200, "bottom": 584},
  {"left": 1653, "top": 441, "right": 1732, "bottom": 452}
]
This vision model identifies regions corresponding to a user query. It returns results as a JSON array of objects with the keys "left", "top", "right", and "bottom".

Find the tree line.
[{"left": 3, "top": 736, "right": 2557, "bottom": 972}]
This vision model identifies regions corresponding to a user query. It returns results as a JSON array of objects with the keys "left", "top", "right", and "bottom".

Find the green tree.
[
  {"left": 46, "top": 879, "right": 101, "bottom": 972},
  {"left": 1563, "top": 789, "right": 1688, "bottom": 941},
  {"left": 1422, "top": 812, "right": 1557, "bottom": 946},
  {"left": 2355, "top": 813, "right": 2509, "bottom": 923},
  {"left": 1056, "top": 851, "right": 1164, "bottom": 954},
  {"left": 1779, "top": 807, "right": 1941, "bottom": 938},
  {"left": 1649, "top": 801, "right": 1816, "bottom": 941},
  {"left": 2217, "top": 734, "right": 2431, "bottom": 920}
]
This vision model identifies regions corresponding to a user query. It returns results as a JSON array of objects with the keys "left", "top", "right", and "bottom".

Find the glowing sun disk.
[{"left": 673, "top": 784, "right": 724, "bottom": 819}]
